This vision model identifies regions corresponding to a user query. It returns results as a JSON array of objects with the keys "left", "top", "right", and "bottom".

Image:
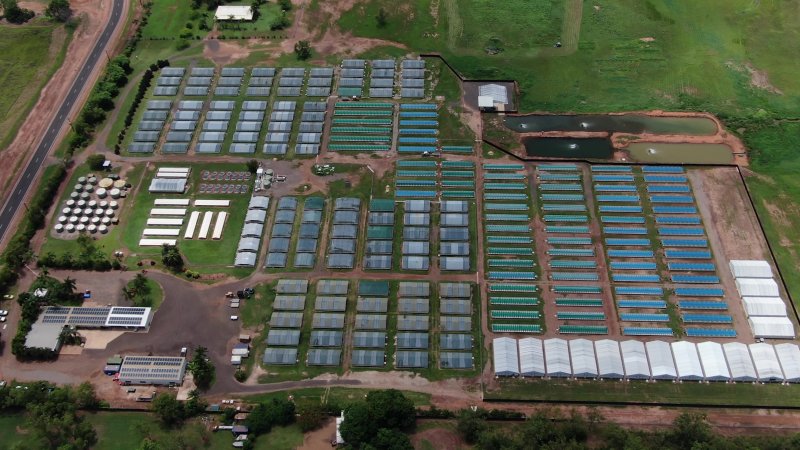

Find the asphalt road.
[{"left": 0, "top": 0, "right": 125, "bottom": 242}]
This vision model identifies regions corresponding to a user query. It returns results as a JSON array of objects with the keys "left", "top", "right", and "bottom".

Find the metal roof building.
[
  {"left": 352, "top": 331, "right": 386, "bottom": 348},
  {"left": 307, "top": 349, "right": 341, "bottom": 366},
  {"left": 569, "top": 339, "right": 597, "bottom": 378},
  {"left": 544, "top": 338, "right": 571, "bottom": 378},
  {"left": 309, "top": 330, "right": 343, "bottom": 347},
  {"left": 594, "top": 339, "right": 624, "bottom": 379},
  {"left": 266, "top": 329, "right": 301, "bottom": 346},
  {"left": 742, "top": 296, "right": 787, "bottom": 317},
  {"left": 723, "top": 342, "right": 758, "bottom": 382},
  {"left": 735, "top": 278, "right": 780, "bottom": 297},
  {"left": 729, "top": 260, "right": 774, "bottom": 278},
  {"left": 493, "top": 337, "right": 519, "bottom": 377},
  {"left": 263, "top": 347, "right": 297, "bottom": 365},
  {"left": 399, "top": 281, "right": 429, "bottom": 297},
  {"left": 696, "top": 342, "right": 730, "bottom": 381},
  {"left": 440, "top": 352, "right": 473, "bottom": 369},
  {"left": 396, "top": 332, "right": 429, "bottom": 349},
  {"left": 748, "top": 316, "right": 795, "bottom": 339},
  {"left": 749, "top": 343, "right": 785, "bottom": 382},
  {"left": 117, "top": 356, "right": 187, "bottom": 386},
  {"left": 671, "top": 341, "right": 704, "bottom": 381},
  {"left": 352, "top": 350, "right": 385, "bottom": 367},
  {"left": 277, "top": 279, "right": 308, "bottom": 294},
  {"left": 645, "top": 341, "right": 677, "bottom": 380},
  {"left": 621, "top": 340, "right": 650, "bottom": 379},
  {"left": 774, "top": 343, "right": 800, "bottom": 383},
  {"left": 518, "top": 337, "right": 545, "bottom": 377},
  {"left": 440, "top": 283, "right": 471, "bottom": 298},
  {"left": 440, "top": 333, "right": 473, "bottom": 351},
  {"left": 396, "top": 350, "right": 428, "bottom": 368}
]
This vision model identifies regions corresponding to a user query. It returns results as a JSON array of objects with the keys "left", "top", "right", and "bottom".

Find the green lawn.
[
  {"left": 0, "top": 25, "right": 71, "bottom": 151},
  {"left": 0, "top": 414, "right": 26, "bottom": 450},
  {"left": 141, "top": 0, "right": 211, "bottom": 39},
  {"left": 217, "top": 2, "right": 285, "bottom": 39},
  {"left": 487, "top": 378, "right": 800, "bottom": 407}
]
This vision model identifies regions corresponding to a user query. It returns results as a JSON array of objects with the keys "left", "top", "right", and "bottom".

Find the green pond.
[
  {"left": 504, "top": 115, "right": 718, "bottom": 135},
  {"left": 626, "top": 143, "right": 734, "bottom": 164}
]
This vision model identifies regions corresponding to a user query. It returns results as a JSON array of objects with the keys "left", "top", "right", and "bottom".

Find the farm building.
[
  {"left": 493, "top": 337, "right": 519, "bottom": 377},
  {"left": 117, "top": 356, "right": 187, "bottom": 386},
  {"left": 215, "top": 5, "right": 254, "bottom": 21}
]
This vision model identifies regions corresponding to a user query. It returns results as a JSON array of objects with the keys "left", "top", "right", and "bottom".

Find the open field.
[
  {"left": 487, "top": 378, "right": 800, "bottom": 407},
  {"left": 0, "top": 25, "right": 70, "bottom": 151}
]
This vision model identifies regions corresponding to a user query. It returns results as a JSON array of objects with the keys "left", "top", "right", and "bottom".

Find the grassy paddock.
[
  {"left": 243, "top": 387, "right": 431, "bottom": 407},
  {"left": 487, "top": 378, "right": 800, "bottom": 407},
  {"left": 0, "top": 25, "right": 70, "bottom": 150}
]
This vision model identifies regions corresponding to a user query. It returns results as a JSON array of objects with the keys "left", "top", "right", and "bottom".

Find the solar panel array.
[
  {"left": 440, "top": 197, "right": 472, "bottom": 272},
  {"left": 129, "top": 99, "right": 173, "bottom": 153},
  {"left": 481, "top": 163, "right": 541, "bottom": 333},
  {"left": 295, "top": 101, "right": 326, "bottom": 155},
  {"left": 329, "top": 102, "right": 394, "bottom": 152},
  {"left": 364, "top": 198, "right": 395, "bottom": 270},
  {"left": 263, "top": 100, "right": 295, "bottom": 155},
  {"left": 396, "top": 104, "right": 438, "bottom": 154},
  {"left": 326, "top": 198, "right": 361, "bottom": 269},
  {"left": 118, "top": 356, "right": 186, "bottom": 385}
]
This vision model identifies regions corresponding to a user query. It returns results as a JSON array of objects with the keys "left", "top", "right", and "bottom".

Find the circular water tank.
[
  {"left": 87, "top": 224, "right": 97, "bottom": 233},
  {"left": 57, "top": 216, "right": 67, "bottom": 224},
  {"left": 113, "top": 180, "right": 126, "bottom": 189},
  {"left": 77, "top": 177, "right": 86, "bottom": 184},
  {"left": 98, "top": 178, "right": 113, "bottom": 188},
  {"left": 84, "top": 185, "right": 94, "bottom": 193},
  {"left": 88, "top": 200, "right": 97, "bottom": 208},
  {"left": 95, "top": 208, "right": 104, "bottom": 216},
  {"left": 68, "top": 216, "right": 79, "bottom": 224},
  {"left": 99, "top": 200, "right": 108, "bottom": 208},
  {"left": 98, "top": 225, "right": 108, "bottom": 234},
  {"left": 91, "top": 217, "right": 100, "bottom": 225},
  {"left": 66, "top": 199, "right": 75, "bottom": 207},
  {"left": 54, "top": 224, "right": 64, "bottom": 233},
  {"left": 84, "top": 208, "right": 94, "bottom": 216},
  {"left": 70, "top": 192, "right": 79, "bottom": 199},
  {"left": 65, "top": 224, "right": 76, "bottom": 233},
  {"left": 79, "top": 216, "right": 89, "bottom": 224},
  {"left": 101, "top": 217, "right": 111, "bottom": 225},
  {"left": 109, "top": 188, "right": 120, "bottom": 198},
  {"left": 77, "top": 199, "right": 86, "bottom": 208},
  {"left": 266, "top": 169, "right": 274, "bottom": 175},
  {"left": 74, "top": 184, "right": 84, "bottom": 192},
  {"left": 80, "top": 192, "right": 90, "bottom": 200},
  {"left": 76, "top": 224, "right": 86, "bottom": 232},
  {"left": 96, "top": 188, "right": 107, "bottom": 198},
  {"left": 62, "top": 207, "right": 71, "bottom": 215},
  {"left": 109, "top": 201, "right": 119, "bottom": 209},
  {"left": 105, "top": 209, "right": 114, "bottom": 217},
  {"left": 87, "top": 176, "right": 97, "bottom": 185}
]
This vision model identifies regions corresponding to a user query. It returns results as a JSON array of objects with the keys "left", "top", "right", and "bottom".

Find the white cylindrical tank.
[
  {"left": 105, "top": 209, "right": 114, "bottom": 217},
  {"left": 62, "top": 207, "right": 71, "bottom": 215},
  {"left": 96, "top": 188, "right": 107, "bottom": 198},
  {"left": 98, "top": 225, "right": 108, "bottom": 234},
  {"left": 68, "top": 216, "right": 79, "bottom": 224},
  {"left": 109, "top": 188, "right": 120, "bottom": 198},
  {"left": 87, "top": 224, "right": 97, "bottom": 233},
  {"left": 54, "top": 224, "right": 64, "bottom": 233},
  {"left": 76, "top": 224, "right": 86, "bottom": 232},
  {"left": 57, "top": 216, "right": 67, "bottom": 224},
  {"left": 65, "top": 224, "right": 76, "bottom": 233}
]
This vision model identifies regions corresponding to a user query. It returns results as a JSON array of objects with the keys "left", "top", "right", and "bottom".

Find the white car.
[
  {"left": 230, "top": 315, "right": 239, "bottom": 321},
  {"left": 0, "top": 317, "right": 5, "bottom": 322},
  {"left": 0, "top": 310, "right": 8, "bottom": 316}
]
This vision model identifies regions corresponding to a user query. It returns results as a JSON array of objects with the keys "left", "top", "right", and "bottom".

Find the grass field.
[
  {"left": 0, "top": 414, "right": 26, "bottom": 450},
  {"left": 141, "top": 0, "right": 210, "bottom": 39},
  {"left": 487, "top": 378, "right": 800, "bottom": 408},
  {"left": 243, "top": 386, "right": 431, "bottom": 407},
  {"left": 0, "top": 25, "right": 71, "bottom": 151}
]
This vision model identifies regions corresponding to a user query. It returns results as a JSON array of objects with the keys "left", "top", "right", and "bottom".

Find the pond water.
[
  {"left": 523, "top": 137, "right": 614, "bottom": 159},
  {"left": 504, "top": 115, "right": 718, "bottom": 135},
  {"left": 626, "top": 143, "right": 734, "bottom": 164}
]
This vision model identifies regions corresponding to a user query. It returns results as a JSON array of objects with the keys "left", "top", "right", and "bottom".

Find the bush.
[
  {"left": 176, "top": 39, "right": 191, "bottom": 50},
  {"left": 234, "top": 370, "right": 247, "bottom": 382},
  {"left": 87, "top": 154, "right": 106, "bottom": 170}
]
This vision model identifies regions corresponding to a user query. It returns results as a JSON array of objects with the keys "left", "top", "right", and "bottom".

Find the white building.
[{"left": 215, "top": 5, "right": 254, "bottom": 21}]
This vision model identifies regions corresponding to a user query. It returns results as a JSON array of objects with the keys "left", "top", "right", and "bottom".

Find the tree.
[
  {"left": 278, "top": 0, "right": 291, "bottom": 11},
  {"left": 151, "top": 393, "right": 185, "bottom": 427},
  {"left": 457, "top": 410, "right": 486, "bottom": 444},
  {"left": 250, "top": 1, "right": 259, "bottom": 20},
  {"left": 294, "top": 40, "right": 312, "bottom": 60},
  {"left": 161, "top": 244, "right": 184, "bottom": 272},
  {"left": 669, "top": 412, "right": 713, "bottom": 449},
  {"left": 372, "top": 428, "right": 414, "bottom": 450},
  {"left": 22, "top": 386, "right": 98, "bottom": 450},
  {"left": 246, "top": 159, "right": 259, "bottom": 174},
  {"left": 2, "top": 0, "right": 35, "bottom": 24},
  {"left": 74, "top": 382, "right": 100, "bottom": 409},
  {"left": 365, "top": 389, "right": 416, "bottom": 432},
  {"left": 188, "top": 346, "right": 215, "bottom": 390},
  {"left": 339, "top": 403, "right": 372, "bottom": 447},
  {"left": 86, "top": 154, "right": 106, "bottom": 171},
  {"left": 297, "top": 402, "right": 327, "bottom": 432},
  {"left": 375, "top": 7, "right": 388, "bottom": 28},
  {"left": 45, "top": 0, "right": 71, "bottom": 22}
]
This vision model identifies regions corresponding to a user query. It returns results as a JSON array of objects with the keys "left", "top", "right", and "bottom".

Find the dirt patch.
[
  {"left": 203, "top": 39, "right": 264, "bottom": 66},
  {"left": 639, "top": 37, "right": 655, "bottom": 42},
  {"left": 18, "top": 1, "right": 46, "bottom": 14},
  {"left": 726, "top": 61, "right": 783, "bottom": 95},
  {"left": 410, "top": 427, "right": 466, "bottom": 450},
  {"left": 297, "top": 418, "right": 336, "bottom": 450}
]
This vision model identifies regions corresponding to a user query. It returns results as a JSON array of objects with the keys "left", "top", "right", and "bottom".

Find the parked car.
[{"left": 0, "top": 310, "right": 8, "bottom": 316}]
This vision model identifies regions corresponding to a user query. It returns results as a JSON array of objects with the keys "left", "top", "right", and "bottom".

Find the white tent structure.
[
  {"left": 723, "top": 342, "right": 757, "bottom": 382},
  {"left": 696, "top": 342, "right": 730, "bottom": 382},
  {"left": 214, "top": 5, "right": 254, "bottom": 21},
  {"left": 736, "top": 278, "right": 780, "bottom": 297},
  {"left": 478, "top": 84, "right": 509, "bottom": 105},
  {"left": 569, "top": 339, "right": 598, "bottom": 378},
  {"left": 595, "top": 339, "right": 624, "bottom": 379},
  {"left": 544, "top": 338, "right": 571, "bottom": 378},
  {"left": 729, "top": 260, "right": 773, "bottom": 278},
  {"left": 518, "top": 338, "right": 545, "bottom": 377},
  {"left": 493, "top": 337, "right": 519, "bottom": 377},
  {"left": 671, "top": 342, "right": 704, "bottom": 381},
  {"left": 748, "top": 316, "right": 795, "bottom": 339},
  {"left": 742, "top": 296, "right": 788, "bottom": 317},
  {"left": 620, "top": 340, "right": 650, "bottom": 379},
  {"left": 646, "top": 341, "right": 677, "bottom": 380},
  {"left": 749, "top": 343, "right": 785, "bottom": 382},
  {"left": 774, "top": 343, "right": 800, "bottom": 383}
]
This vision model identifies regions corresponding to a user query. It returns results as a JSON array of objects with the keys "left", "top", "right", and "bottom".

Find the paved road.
[{"left": 0, "top": 0, "right": 125, "bottom": 241}]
